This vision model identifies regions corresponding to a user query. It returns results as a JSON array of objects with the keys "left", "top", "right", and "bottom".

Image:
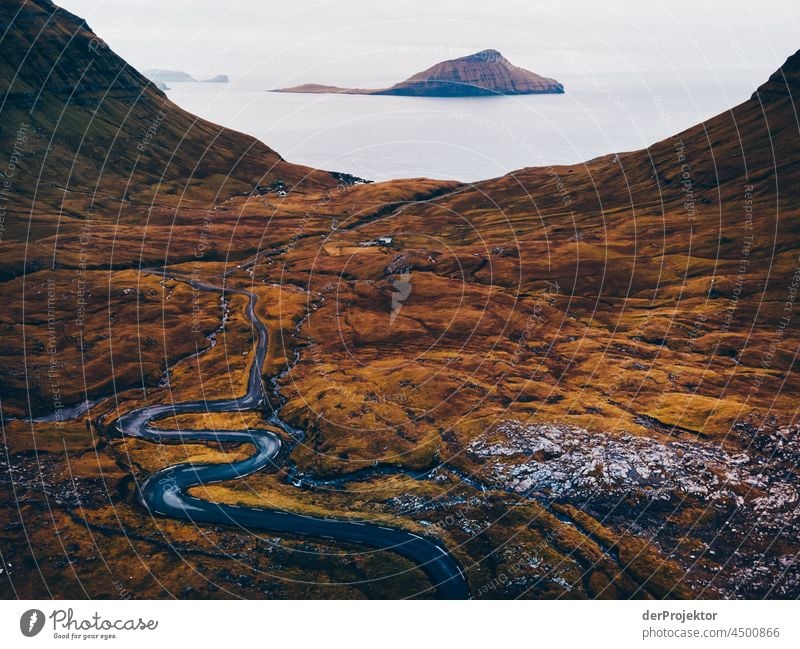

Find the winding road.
[{"left": 112, "top": 278, "right": 470, "bottom": 599}]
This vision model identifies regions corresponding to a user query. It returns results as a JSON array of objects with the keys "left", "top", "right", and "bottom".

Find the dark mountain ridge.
[{"left": 0, "top": 0, "right": 336, "bottom": 215}]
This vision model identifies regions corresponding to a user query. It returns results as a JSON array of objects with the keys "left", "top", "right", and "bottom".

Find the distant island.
[
  {"left": 271, "top": 49, "right": 564, "bottom": 97},
  {"left": 145, "top": 69, "right": 230, "bottom": 84}
]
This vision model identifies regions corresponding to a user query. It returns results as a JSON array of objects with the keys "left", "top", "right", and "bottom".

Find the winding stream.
[{"left": 112, "top": 278, "right": 470, "bottom": 599}]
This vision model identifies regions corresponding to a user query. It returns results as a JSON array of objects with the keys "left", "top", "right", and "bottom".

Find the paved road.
[{"left": 112, "top": 279, "right": 470, "bottom": 599}]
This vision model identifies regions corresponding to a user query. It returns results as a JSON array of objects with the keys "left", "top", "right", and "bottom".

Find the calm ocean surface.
[{"left": 165, "top": 69, "right": 766, "bottom": 183}]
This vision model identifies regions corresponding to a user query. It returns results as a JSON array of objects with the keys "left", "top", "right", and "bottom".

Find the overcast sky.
[{"left": 56, "top": 0, "right": 800, "bottom": 90}]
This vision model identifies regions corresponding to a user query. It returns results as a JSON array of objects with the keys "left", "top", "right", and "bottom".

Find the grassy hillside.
[
  {"left": 1, "top": 0, "right": 798, "bottom": 600},
  {"left": 0, "top": 0, "right": 337, "bottom": 278}
]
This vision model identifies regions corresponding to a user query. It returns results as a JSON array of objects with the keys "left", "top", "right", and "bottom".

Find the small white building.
[{"left": 377, "top": 236, "right": 393, "bottom": 247}]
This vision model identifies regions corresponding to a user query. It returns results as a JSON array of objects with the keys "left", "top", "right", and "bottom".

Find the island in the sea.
[
  {"left": 271, "top": 49, "right": 564, "bottom": 97},
  {"left": 145, "top": 69, "right": 230, "bottom": 84}
]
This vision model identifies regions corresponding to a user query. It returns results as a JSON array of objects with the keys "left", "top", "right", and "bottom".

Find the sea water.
[{"left": 165, "top": 68, "right": 767, "bottom": 183}]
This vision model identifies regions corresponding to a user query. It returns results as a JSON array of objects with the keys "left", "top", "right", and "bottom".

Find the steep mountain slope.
[
  {"left": 0, "top": 0, "right": 339, "bottom": 412},
  {"left": 273, "top": 49, "right": 563, "bottom": 96},
  {"left": 0, "top": 0, "right": 336, "bottom": 224},
  {"left": 1, "top": 0, "right": 798, "bottom": 600}
]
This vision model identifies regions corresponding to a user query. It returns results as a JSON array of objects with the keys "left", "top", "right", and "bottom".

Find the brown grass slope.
[
  {"left": 0, "top": 0, "right": 338, "bottom": 278},
  {"left": 255, "top": 51, "right": 800, "bottom": 596},
  {"left": 1, "top": 0, "right": 799, "bottom": 598},
  {"left": 275, "top": 49, "right": 800, "bottom": 461},
  {"left": 0, "top": 0, "right": 338, "bottom": 415}
]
